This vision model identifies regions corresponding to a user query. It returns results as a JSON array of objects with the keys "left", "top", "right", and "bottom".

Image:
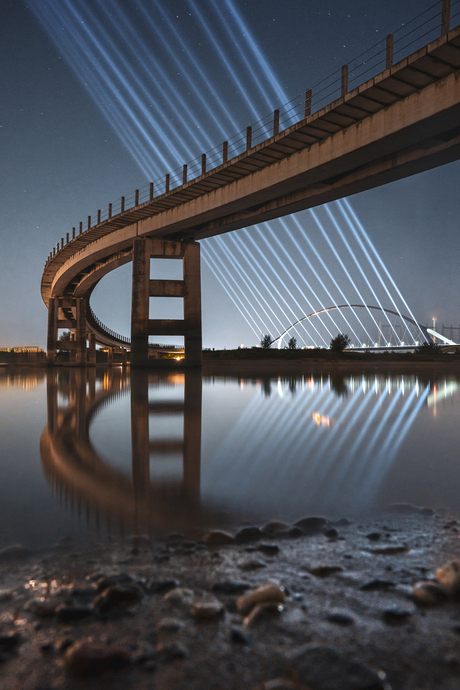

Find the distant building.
[{"left": 0, "top": 346, "right": 45, "bottom": 353}]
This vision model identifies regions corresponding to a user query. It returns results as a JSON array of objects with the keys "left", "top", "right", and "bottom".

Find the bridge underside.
[{"left": 42, "top": 26, "right": 460, "bottom": 365}]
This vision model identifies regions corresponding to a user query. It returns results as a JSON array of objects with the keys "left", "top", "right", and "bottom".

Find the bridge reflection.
[{"left": 40, "top": 368, "right": 207, "bottom": 536}]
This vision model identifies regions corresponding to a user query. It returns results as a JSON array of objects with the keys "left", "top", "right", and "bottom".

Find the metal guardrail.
[{"left": 45, "top": 0, "right": 459, "bottom": 264}]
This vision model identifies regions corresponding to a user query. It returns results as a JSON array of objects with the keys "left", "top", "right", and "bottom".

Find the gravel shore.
[{"left": 0, "top": 505, "right": 459, "bottom": 689}]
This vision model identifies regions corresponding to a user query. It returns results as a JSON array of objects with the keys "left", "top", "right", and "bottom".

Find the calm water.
[{"left": 1, "top": 366, "right": 460, "bottom": 549}]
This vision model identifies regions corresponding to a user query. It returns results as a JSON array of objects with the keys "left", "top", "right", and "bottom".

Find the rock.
[
  {"left": 287, "top": 527, "right": 304, "bottom": 539},
  {"left": 211, "top": 580, "right": 251, "bottom": 595},
  {"left": 324, "top": 528, "right": 339, "bottom": 539},
  {"left": 366, "top": 546, "right": 410, "bottom": 555},
  {"left": 288, "top": 645, "right": 386, "bottom": 690},
  {"left": 65, "top": 640, "right": 130, "bottom": 676},
  {"left": 235, "top": 527, "right": 264, "bottom": 543},
  {"left": 94, "top": 583, "right": 143, "bottom": 613},
  {"left": 203, "top": 531, "right": 234, "bottom": 547},
  {"left": 263, "top": 521, "right": 290, "bottom": 536},
  {"left": 158, "top": 617, "right": 186, "bottom": 632},
  {"left": 382, "top": 606, "right": 413, "bottom": 623},
  {"left": 255, "top": 678, "right": 298, "bottom": 690},
  {"left": 326, "top": 611, "right": 354, "bottom": 625},
  {"left": 388, "top": 502, "right": 420, "bottom": 514},
  {"left": 360, "top": 579, "right": 394, "bottom": 591},
  {"left": 96, "top": 573, "right": 136, "bottom": 590},
  {"left": 239, "top": 559, "right": 267, "bottom": 571},
  {"left": 244, "top": 601, "right": 284, "bottom": 626},
  {"left": 294, "top": 516, "right": 328, "bottom": 534},
  {"left": 237, "top": 584, "right": 286, "bottom": 615},
  {"left": 163, "top": 587, "right": 194, "bottom": 608},
  {"left": 257, "top": 543, "right": 280, "bottom": 556},
  {"left": 0, "top": 544, "right": 32, "bottom": 562},
  {"left": 413, "top": 580, "right": 449, "bottom": 605},
  {"left": 0, "top": 633, "right": 22, "bottom": 652},
  {"left": 309, "top": 565, "right": 343, "bottom": 577},
  {"left": 435, "top": 559, "right": 460, "bottom": 594},
  {"left": 24, "top": 597, "right": 59, "bottom": 618},
  {"left": 192, "top": 599, "right": 224, "bottom": 620},
  {"left": 156, "top": 641, "right": 188, "bottom": 662},
  {"left": 420, "top": 507, "right": 434, "bottom": 516},
  {"left": 56, "top": 605, "right": 94, "bottom": 622},
  {"left": 146, "top": 579, "right": 179, "bottom": 594},
  {"left": 0, "top": 589, "right": 13, "bottom": 602},
  {"left": 365, "top": 532, "right": 381, "bottom": 541},
  {"left": 230, "top": 626, "right": 251, "bottom": 645}
]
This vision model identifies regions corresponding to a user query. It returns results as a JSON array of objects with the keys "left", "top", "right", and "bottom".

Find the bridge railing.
[{"left": 46, "top": 0, "right": 460, "bottom": 265}]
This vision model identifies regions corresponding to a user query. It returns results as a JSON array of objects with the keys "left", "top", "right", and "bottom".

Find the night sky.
[{"left": 1, "top": 0, "right": 459, "bottom": 349}]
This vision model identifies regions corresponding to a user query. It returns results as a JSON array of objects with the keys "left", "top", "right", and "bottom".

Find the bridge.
[{"left": 42, "top": 2, "right": 460, "bottom": 366}]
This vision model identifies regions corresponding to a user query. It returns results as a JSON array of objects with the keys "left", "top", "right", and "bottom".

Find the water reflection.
[
  {"left": 39, "top": 368, "right": 460, "bottom": 539},
  {"left": 41, "top": 368, "right": 207, "bottom": 536}
]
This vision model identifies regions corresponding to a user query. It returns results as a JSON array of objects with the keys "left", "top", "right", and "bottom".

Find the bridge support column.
[
  {"left": 130, "top": 238, "right": 202, "bottom": 367},
  {"left": 88, "top": 332, "right": 96, "bottom": 366},
  {"left": 46, "top": 296, "right": 89, "bottom": 366}
]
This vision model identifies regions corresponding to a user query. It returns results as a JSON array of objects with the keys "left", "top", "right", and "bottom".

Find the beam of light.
[
  {"left": 262, "top": 224, "right": 338, "bottom": 344},
  {"left": 227, "top": 233, "right": 310, "bottom": 345},
  {"left": 341, "top": 198, "right": 428, "bottom": 343},
  {"left": 212, "top": 236, "right": 287, "bottom": 335},
  {"left": 183, "top": 0, "right": 266, "bottom": 125},
  {"left": 325, "top": 203, "right": 402, "bottom": 344},
  {"left": 200, "top": 249, "right": 262, "bottom": 338},
  {"left": 363, "top": 383, "right": 431, "bottom": 504},
  {"left": 284, "top": 220, "right": 363, "bottom": 343},
  {"left": 309, "top": 208, "right": 385, "bottom": 339},
  {"left": 243, "top": 225, "right": 330, "bottom": 347},
  {"left": 336, "top": 199, "right": 417, "bottom": 345},
  {"left": 214, "top": 0, "right": 287, "bottom": 108},
  {"left": 43, "top": 0, "right": 195, "bottom": 168},
  {"left": 290, "top": 216, "right": 375, "bottom": 343}
]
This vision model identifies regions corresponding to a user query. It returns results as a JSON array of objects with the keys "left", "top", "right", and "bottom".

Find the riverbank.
[{"left": 0, "top": 506, "right": 459, "bottom": 689}]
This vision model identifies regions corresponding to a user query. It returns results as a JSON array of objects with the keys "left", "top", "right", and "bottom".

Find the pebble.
[
  {"left": 156, "top": 641, "right": 188, "bottom": 662},
  {"left": 309, "top": 565, "right": 343, "bottom": 578},
  {"left": 192, "top": 599, "right": 224, "bottom": 620},
  {"left": 244, "top": 601, "right": 284, "bottom": 626},
  {"left": 65, "top": 640, "right": 131, "bottom": 676},
  {"left": 56, "top": 604, "right": 94, "bottom": 622},
  {"left": 434, "top": 559, "right": 460, "bottom": 595},
  {"left": 96, "top": 572, "right": 136, "bottom": 590},
  {"left": 288, "top": 645, "right": 386, "bottom": 690},
  {"left": 24, "top": 597, "right": 59, "bottom": 618},
  {"left": 263, "top": 521, "right": 290, "bottom": 536},
  {"left": 146, "top": 579, "right": 179, "bottom": 594},
  {"left": 203, "top": 531, "right": 234, "bottom": 546},
  {"left": 163, "top": 587, "right": 194, "bottom": 607},
  {"left": 211, "top": 580, "right": 251, "bottom": 594},
  {"left": 294, "top": 516, "right": 328, "bottom": 534},
  {"left": 326, "top": 611, "right": 354, "bottom": 625},
  {"left": 256, "top": 678, "right": 299, "bottom": 690},
  {"left": 158, "top": 617, "right": 186, "bottom": 632},
  {"left": 382, "top": 606, "right": 413, "bottom": 623},
  {"left": 413, "top": 580, "right": 449, "bottom": 605},
  {"left": 237, "top": 584, "right": 286, "bottom": 615},
  {"left": 365, "top": 532, "right": 381, "bottom": 541},
  {"left": 235, "top": 527, "right": 264, "bottom": 543},
  {"left": 94, "top": 583, "right": 143, "bottom": 613},
  {"left": 0, "top": 544, "right": 32, "bottom": 562},
  {"left": 360, "top": 579, "right": 394, "bottom": 591}
]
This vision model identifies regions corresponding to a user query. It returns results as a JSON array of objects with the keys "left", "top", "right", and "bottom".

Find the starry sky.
[{"left": 1, "top": 0, "right": 460, "bottom": 349}]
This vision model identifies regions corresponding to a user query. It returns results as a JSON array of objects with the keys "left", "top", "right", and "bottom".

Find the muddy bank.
[{"left": 0, "top": 507, "right": 459, "bottom": 689}]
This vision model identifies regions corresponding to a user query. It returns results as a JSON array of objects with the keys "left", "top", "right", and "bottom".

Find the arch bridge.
[{"left": 41, "top": 5, "right": 460, "bottom": 365}]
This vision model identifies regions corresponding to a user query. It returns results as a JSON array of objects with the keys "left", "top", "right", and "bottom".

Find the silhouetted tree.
[
  {"left": 287, "top": 336, "right": 297, "bottom": 350},
  {"left": 58, "top": 331, "right": 72, "bottom": 351},
  {"left": 260, "top": 334, "right": 272, "bottom": 349},
  {"left": 330, "top": 333, "right": 351, "bottom": 353}
]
